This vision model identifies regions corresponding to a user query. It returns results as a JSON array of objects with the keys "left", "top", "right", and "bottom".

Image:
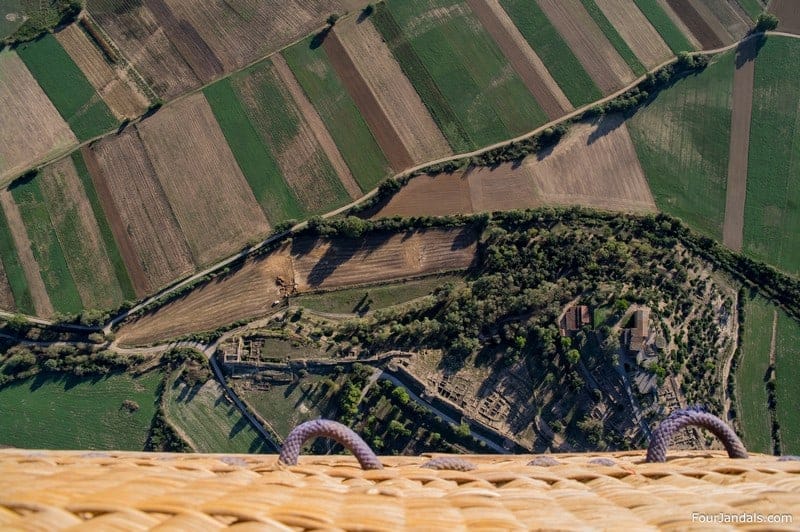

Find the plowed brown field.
[
  {"left": 136, "top": 93, "right": 269, "bottom": 266},
  {"left": 335, "top": 17, "right": 453, "bottom": 164},
  {"left": 658, "top": 0, "right": 701, "bottom": 49},
  {"left": 594, "top": 0, "right": 673, "bottom": 68},
  {"left": 666, "top": 0, "right": 725, "bottom": 48},
  {"left": 466, "top": 0, "right": 571, "bottom": 119},
  {"left": 116, "top": 246, "right": 294, "bottom": 346},
  {"left": 55, "top": 24, "right": 149, "bottom": 119},
  {"left": 88, "top": 129, "right": 194, "bottom": 294},
  {"left": 0, "top": 51, "right": 77, "bottom": 184},
  {"left": 0, "top": 190, "right": 53, "bottom": 317},
  {"left": 537, "top": 0, "right": 635, "bottom": 92},
  {"left": 770, "top": 0, "right": 800, "bottom": 34},
  {"left": 292, "top": 228, "right": 478, "bottom": 291}
]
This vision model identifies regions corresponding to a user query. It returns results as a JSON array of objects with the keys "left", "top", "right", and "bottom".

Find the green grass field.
[
  {"left": 0, "top": 207, "right": 33, "bottom": 313},
  {"left": 735, "top": 296, "right": 774, "bottom": 454},
  {"left": 283, "top": 39, "right": 390, "bottom": 191},
  {"left": 10, "top": 174, "right": 82, "bottom": 314},
  {"left": 0, "top": 0, "right": 23, "bottom": 39},
  {"left": 735, "top": 0, "right": 763, "bottom": 20},
  {"left": 500, "top": 0, "right": 601, "bottom": 107},
  {"left": 376, "top": 0, "right": 546, "bottom": 150},
  {"left": 628, "top": 50, "right": 735, "bottom": 240},
  {"left": 632, "top": 0, "right": 694, "bottom": 53},
  {"left": 205, "top": 78, "right": 306, "bottom": 223},
  {"left": 293, "top": 275, "right": 461, "bottom": 314},
  {"left": 71, "top": 151, "right": 135, "bottom": 302},
  {"left": 163, "top": 376, "right": 271, "bottom": 453},
  {"left": 0, "top": 370, "right": 161, "bottom": 450},
  {"left": 579, "top": 0, "right": 646, "bottom": 76},
  {"left": 16, "top": 33, "right": 116, "bottom": 140},
  {"left": 774, "top": 311, "right": 800, "bottom": 455},
  {"left": 742, "top": 37, "right": 800, "bottom": 276}
]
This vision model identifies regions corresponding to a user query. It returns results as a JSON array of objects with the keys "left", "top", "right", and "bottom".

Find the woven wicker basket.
[{"left": 1, "top": 449, "right": 798, "bottom": 530}]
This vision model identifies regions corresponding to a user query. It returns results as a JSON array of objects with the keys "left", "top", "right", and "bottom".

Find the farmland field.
[
  {"left": 500, "top": 0, "right": 601, "bottom": 106},
  {"left": 0, "top": 209, "right": 32, "bottom": 313},
  {"left": 55, "top": 23, "right": 149, "bottom": 119},
  {"left": 770, "top": 0, "right": 800, "bottom": 34},
  {"left": 666, "top": 0, "right": 725, "bottom": 49},
  {"left": 632, "top": 0, "right": 695, "bottom": 53},
  {"left": 593, "top": 0, "right": 672, "bottom": 69},
  {"left": 774, "top": 311, "right": 800, "bottom": 455},
  {"left": 9, "top": 175, "right": 83, "bottom": 315},
  {"left": 294, "top": 274, "right": 463, "bottom": 315},
  {"left": 0, "top": 50, "right": 77, "bottom": 184},
  {"left": 628, "top": 50, "right": 735, "bottom": 239},
  {"left": 737, "top": 0, "right": 764, "bottom": 20},
  {"left": 742, "top": 37, "right": 800, "bottom": 275},
  {"left": 16, "top": 33, "right": 117, "bottom": 140},
  {"left": 163, "top": 376, "right": 270, "bottom": 453},
  {"left": 373, "top": 0, "right": 547, "bottom": 151},
  {"left": 283, "top": 36, "right": 391, "bottom": 191},
  {"left": 135, "top": 93, "right": 269, "bottom": 266},
  {"left": 0, "top": 371, "right": 162, "bottom": 450},
  {"left": 735, "top": 296, "right": 773, "bottom": 454},
  {"left": 36, "top": 158, "right": 126, "bottom": 310},
  {"left": 579, "top": 0, "right": 646, "bottom": 75}
]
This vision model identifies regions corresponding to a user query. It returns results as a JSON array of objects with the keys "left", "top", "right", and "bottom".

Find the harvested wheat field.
[
  {"left": 37, "top": 158, "right": 125, "bottom": 309},
  {"left": 291, "top": 228, "right": 478, "bottom": 291},
  {"left": 334, "top": 17, "right": 452, "bottom": 165},
  {"left": 0, "top": 190, "right": 53, "bottom": 317},
  {"left": 770, "top": 0, "right": 800, "bottom": 34},
  {"left": 537, "top": 0, "right": 635, "bottom": 92},
  {"left": 0, "top": 50, "right": 77, "bottom": 184},
  {"left": 465, "top": 0, "right": 571, "bottom": 119},
  {"left": 88, "top": 1, "right": 201, "bottom": 99},
  {"left": 116, "top": 247, "right": 294, "bottom": 346},
  {"left": 525, "top": 115, "right": 656, "bottom": 212},
  {"left": 136, "top": 93, "right": 269, "bottom": 266},
  {"left": 55, "top": 24, "right": 149, "bottom": 119},
  {"left": 86, "top": 129, "right": 194, "bottom": 295},
  {"left": 594, "top": 0, "right": 673, "bottom": 68}
]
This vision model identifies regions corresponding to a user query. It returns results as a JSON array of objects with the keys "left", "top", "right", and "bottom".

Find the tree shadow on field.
[
  {"left": 310, "top": 27, "right": 330, "bottom": 49},
  {"left": 735, "top": 34, "right": 766, "bottom": 69},
  {"left": 293, "top": 232, "right": 394, "bottom": 289},
  {"left": 587, "top": 113, "right": 626, "bottom": 146}
]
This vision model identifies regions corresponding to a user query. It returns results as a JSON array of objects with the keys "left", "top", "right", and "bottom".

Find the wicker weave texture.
[{"left": 1, "top": 450, "right": 798, "bottom": 530}]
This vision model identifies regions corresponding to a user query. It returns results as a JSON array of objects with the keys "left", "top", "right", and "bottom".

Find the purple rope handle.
[
  {"left": 646, "top": 407, "right": 748, "bottom": 463},
  {"left": 278, "top": 419, "right": 383, "bottom": 470},
  {"left": 421, "top": 457, "right": 476, "bottom": 471}
]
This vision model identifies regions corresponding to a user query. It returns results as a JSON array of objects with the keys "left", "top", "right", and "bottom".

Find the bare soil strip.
[
  {"left": 0, "top": 51, "right": 77, "bottom": 184},
  {"left": 769, "top": 309, "right": 778, "bottom": 365},
  {"left": 465, "top": 164, "right": 542, "bottom": 212},
  {"left": 335, "top": 17, "right": 453, "bottom": 164},
  {"left": 117, "top": 247, "right": 293, "bottom": 346},
  {"left": 81, "top": 146, "right": 148, "bottom": 297},
  {"left": 657, "top": 0, "right": 702, "bottom": 49},
  {"left": 136, "top": 93, "right": 269, "bottom": 266},
  {"left": 55, "top": 24, "right": 149, "bottom": 119},
  {"left": 523, "top": 116, "right": 656, "bottom": 211},
  {"left": 465, "top": 0, "right": 572, "bottom": 119},
  {"left": 687, "top": 0, "right": 734, "bottom": 45},
  {"left": 0, "top": 257, "right": 16, "bottom": 311},
  {"left": 90, "top": 129, "right": 195, "bottom": 294},
  {"left": 39, "top": 158, "right": 123, "bottom": 309},
  {"left": 376, "top": 173, "right": 474, "bottom": 218},
  {"left": 770, "top": 0, "right": 800, "bottom": 35},
  {"left": 323, "top": 28, "right": 415, "bottom": 172},
  {"left": 142, "top": 0, "right": 224, "bottom": 83},
  {"left": 723, "top": 40, "right": 756, "bottom": 251},
  {"left": 666, "top": 0, "right": 722, "bottom": 49},
  {"left": 271, "top": 55, "right": 362, "bottom": 199},
  {"left": 594, "top": 0, "right": 673, "bottom": 68},
  {"left": 0, "top": 190, "right": 53, "bottom": 317},
  {"left": 537, "top": 0, "right": 636, "bottom": 93}
]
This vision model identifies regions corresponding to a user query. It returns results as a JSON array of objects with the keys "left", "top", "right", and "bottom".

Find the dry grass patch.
[
  {"left": 88, "top": 129, "right": 194, "bottom": 294},
  {"left": 537, "top": 0, "right": 635, "bottom": 92},
  {"left": 335, "top": 17, "right": 452, "bottom": 164},
  {"left": 0, "top": 50, "right": 76, "bottom": 184},
  {"left": 594, "top": 0, "right": 673, "bottom": 68},
  {"left": 55, "top": 24, "right": 149, "bottom": 119},
  {"left": 0, "top": 259, "right": 16, "bottom": 311},
  {"left": 136, "top": 93, "right": 269, "bottom": 266}
]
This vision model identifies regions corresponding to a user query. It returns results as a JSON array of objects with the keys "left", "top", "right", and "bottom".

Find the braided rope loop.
[
  {"left": 278, "top": 419, "right": 383, "bottom": 470},
  {"left": 646, "top": 407, "right": 748, "bottom": 463},
  {"left": 421, "top": 457, "right": 476, "bottom": 471}
]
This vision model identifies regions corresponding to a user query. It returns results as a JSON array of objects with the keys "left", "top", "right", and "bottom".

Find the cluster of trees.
[{"left": 4, "top": 0, "right": 82, "bottom": 45}]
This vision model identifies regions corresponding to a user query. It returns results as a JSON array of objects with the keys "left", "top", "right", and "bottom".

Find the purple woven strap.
[
  {"left": 421, "top": 457, "right": 476, "bottom": 471},
  {"left": 278, "top": 419, "right": 383, "bottom": 470},
  {"left": 646, "top": 407, "right": 748, "bottom": 463}
]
